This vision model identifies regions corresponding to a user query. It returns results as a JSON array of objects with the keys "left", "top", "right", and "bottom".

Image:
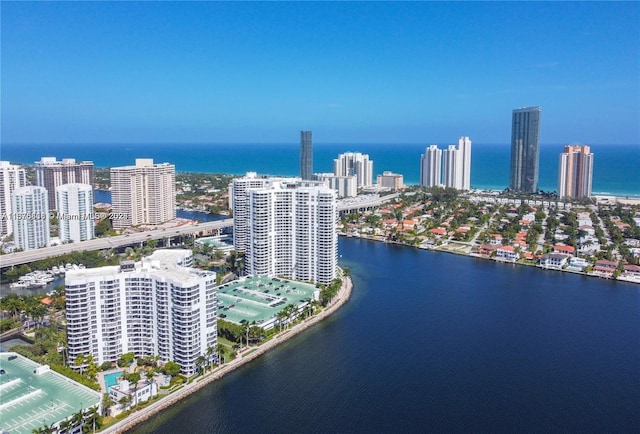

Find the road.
[{"left": 0, "top": 219, "right": 233, "bottom": 269}]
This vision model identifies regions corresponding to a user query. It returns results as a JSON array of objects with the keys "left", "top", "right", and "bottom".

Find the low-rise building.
[
  {"left": 109, "top": 379, "right": 158, "bottom": 415},
  {"left": 496, "top": 245, "right": 518, "bottom": 262},
  {"left": 540, "top": 253, "right": 570, "bottom": 269}
]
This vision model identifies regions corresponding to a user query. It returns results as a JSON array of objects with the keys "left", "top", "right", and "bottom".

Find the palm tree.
[
  {"left": 58, "top": 418, "right": 72, "bottom": 434},
  {"left": 195, "top": 355, "right": 206, "bottom": 375},
  {"left": 74, "top": 354, "right": 86, "bottom": 375},
  {"left": 206, "top": 346, "right": 215, "bottom": 370},
  {"left": 101, "top": 393, "right": 114, "bottom": 417},
  {"left": 216, "top": 343, "right": 226, "bottom": 366}
]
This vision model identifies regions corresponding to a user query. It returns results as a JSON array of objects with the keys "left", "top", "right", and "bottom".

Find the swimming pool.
[{"left": 104, "top": 372, "right": 122, "bottom": 389}]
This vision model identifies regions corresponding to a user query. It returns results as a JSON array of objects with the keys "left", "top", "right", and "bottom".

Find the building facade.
[
  {"left": 236, "top": 179, "right": 338, "bottom": 285},
  {"left": 65, "top": 250, "right": 216, "bottom": 376},
  {"left": 0, "top": 161, "right": 26, "bottom": 236},
  {"left": 458, "top": 136, "right": 472, "bottom": 190},
  {"left": 510, "top": 107, "right": 541, "bottom": 193},
  {"left": 420, "top": 145, "right": 442, "bottom": 188},
  {"left": 11, "top": 186, "right": 50, "bottom": 250},
  {"left": 230, "top": 172, "right": 296, "bottom": 255},
  {"left": 377, "top": 171, "right": 405, "bottom": 191},
  {"left": 300, "top": 131, "right": 313, "bottom": 180},
  {"left": 558, "top": 145, "right": 594, "bottom": 199},
  {"left": 35, "top": 157, "right": 94, "bottom": 210},
  {"left": 314, "top": 173, "right": 357, "bottom": 197},
  {"left": 56, "top": 183, "right": 95, "bottom": 243},
  {"left": 420, "top": 137, "right": 471, "bottom": 190},
  {"left": 334, "top": 152, "right": 374, "bottom": 188},
  {"left": 442, "top": 145, "right": 461, "bottom": 189},
  {"left": 110, "top": 159, "right": 176, "bottom": 229}
]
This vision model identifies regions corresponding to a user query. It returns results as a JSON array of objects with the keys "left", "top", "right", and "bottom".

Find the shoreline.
[
  {"left": 344, "top": 234, "right": 640, "bottom": 285},
  {"left": 102, "top": 275, "right": 353, "bottom": 434}
]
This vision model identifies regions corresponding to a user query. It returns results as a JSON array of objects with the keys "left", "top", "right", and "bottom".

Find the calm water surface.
[{"left": 133, "top": 238, "right": 640, "bottom": 433}]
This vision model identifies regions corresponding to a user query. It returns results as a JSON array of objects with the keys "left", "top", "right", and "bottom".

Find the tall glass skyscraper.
[
  {"left": 300, "top": 131, "right": 313, "bottom": 180},
  {"left": 510, "top": 107, "right": 541, "bottom": 193}
]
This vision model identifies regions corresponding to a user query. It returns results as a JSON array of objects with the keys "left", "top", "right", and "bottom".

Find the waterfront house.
[
  {"left": 593, "top": 259, "right": 618, "bottom": 277},
  {"left": 540, "top": 253, "right": 570, "bottom": 269},
  {"left": 496, "top": 245, "right": 518, "bottom": 262},
  {"left": 553, "top": 245, "right": 575, "bottom": 256},
  {"left": 477, "top": 244, "right": 500, "bottom": 256}
]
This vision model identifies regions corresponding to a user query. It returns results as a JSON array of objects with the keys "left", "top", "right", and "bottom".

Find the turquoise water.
[
  {"left": 2, "top": 142, "right": 639, "bottom": 197},
  {"left": 104, "top": 372, "right": 122, "bottom": 389}
]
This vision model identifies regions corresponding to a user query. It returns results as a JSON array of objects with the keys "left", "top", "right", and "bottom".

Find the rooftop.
[{"left": 0, "top": 353, "right": 101, "bottom": 434}]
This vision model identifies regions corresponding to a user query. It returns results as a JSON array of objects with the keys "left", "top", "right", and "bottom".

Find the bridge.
[
  {"left": 337, "top": 193, "right": 399, "bottom": 214},
  {"left": 0, "top": 219, "right": 233, "bottom": 269},
  {"left": 1, "top": 194, "right": 399, "bottom": 269}
]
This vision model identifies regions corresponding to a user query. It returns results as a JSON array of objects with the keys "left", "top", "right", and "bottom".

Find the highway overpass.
[{"left": 0, "top": 219, "right": 233, "bottom": 269}]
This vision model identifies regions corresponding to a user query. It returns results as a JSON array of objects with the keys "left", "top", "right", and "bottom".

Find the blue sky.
[{"left": 2, "top": 1, "right": 639, "bottom": 145}]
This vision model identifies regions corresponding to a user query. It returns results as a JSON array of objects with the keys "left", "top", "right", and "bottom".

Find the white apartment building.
[
  {"left": 443, "top": 145, "right": 462, "bottom": 189},
  {"left": 65, "top": 250, "right": 216, "bottom": 376},
  {"left": 314, "top": 173, "right": 357, "bottom": 198},
  {"left": 230, "top": 172, "right": 296, "bottom": 255},
  {"left": 377, "top": 171, "right": 405, "bottom": 191},
  {"left": 110, "top": 159, "right": 176, "bottom": 229},
  {"left": 234, "top": 178, "right": 337, "bottom": 285},
  {"left": 334, "top": 152, "right": 374, "bottom": 188},
  {"left": 0, "top": 161, "right": 26, "bottom": 236},
  {"left": 35, "top": 157, "right": 94, "bottom": 210},
  {"left": 11, "top": 186, "right": 50, "bottom": 251},
  {"left": 56, "top": 183, "right": 95, "bottom": 243},
  {"left": 421, "top": 137, "right": 472, "bottom": 190},
  {"left": 420, "top": 145, "right": 442, "bottom": 188}
]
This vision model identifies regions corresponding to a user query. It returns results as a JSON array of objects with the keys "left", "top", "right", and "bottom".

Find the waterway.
[{"left": 133, "top": 237, "right": 640, "bottom": 433}]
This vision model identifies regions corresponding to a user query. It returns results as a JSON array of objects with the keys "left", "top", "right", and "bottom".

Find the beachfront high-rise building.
[
  {"left": 65, "top": 250, "right": 216, "bottom": 375},
  {"left": 510, "top": 107, "right": 541, "bottom": 193},
  {"left": 420, "top": 137, "right": 471, "bottom": 190},
  {"left": 110, "top": 159, "right": 176, "bottom": 229},
  {"left": 420, "top": 145, "right": 442, "bottom": 188},
  {"left": 314, "top": 173, "right": 358, "bottom": 198},
  {"left": 558, "top": 145, "right": 594, "bottom": 199},
  {"left": 300, "top": 131, "right": 313, "bottom": 180},
  {"left": 442, "top": 145, "right": 462, "bottom": 189},
  {"left": 0, "top": 161, "right": 26, "bottom": 236},
  {"left": 11, "top": 186, "right": 50, "bottom": 251},
  {"left": 232, "top": 176, "right": 338, "bottom": 285},
  {"left": 334, "top": 152, "right": 374, "bottom": 188},
  {"left": 377, "top": 171, "right": 405, "bottom": 191},
  {"left": 56, "top": 183, "right": 95, "bottom": 243},
  {"left": 35, "top": 157, "right": 94, "bottom": 210},
  {"left": 458, "top": 136, "right": 472, "bottom": 190}
]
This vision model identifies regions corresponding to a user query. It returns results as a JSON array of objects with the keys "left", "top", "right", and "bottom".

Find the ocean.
[
  {"left": 132, "top": 238, "right": 640, "bottom": 433},
  {"left": 1, "top": 142, "right": 639, "bottom": 197}
]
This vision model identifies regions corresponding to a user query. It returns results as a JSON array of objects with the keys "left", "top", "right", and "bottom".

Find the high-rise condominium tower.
[
  {"left": 558, "top": 145, "right": 594, "bottom": 199},
  {"left": 510, "top": 107, "right": 541, "bottom": 193},
  {"left": 110, "top": 159, "right": 176, "bottom": 229},
  {"left": 12, "top": 186, "right": 50, "bottom": 250},
  {"left": 300, "top": 131, "right": 313, "bottom": 180},
  {"left": 56, "top": 183, "right": 95, "bottom": 243},
  {"left": 230, "top": 172, "right": 294, "bottom": 254},
  {"left": 442, "top": 145, "right": 461, "bottom": 189},
  {"left": 35, "top": 157, "right": 94, "bottom": 210},
  {"left": 458, "top": 136, "right": 472, "bottom": 190},
  {"left": 334, "top": 152, "right": 373, "bottom": 188},
  {"left": 0, "top": 161, "right": 26, "bottom": 235},
  {"left": 420, "top": 145, "right": 442, "bottom": 188},
  {"left": 65, "top": 250, "right": 216, "bottom": 375},
  {"left": 232, "top": 175, "right": 338, "bottom": 285},
  {"left": 420, "top": 137, "right": 471, "bottom": 190}
]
